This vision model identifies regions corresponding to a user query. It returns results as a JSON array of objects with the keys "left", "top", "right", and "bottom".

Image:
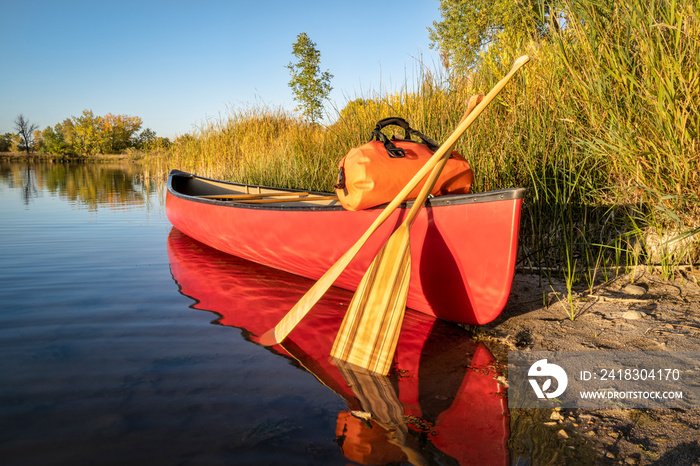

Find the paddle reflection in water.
[{"left": 167, "top": 228, "right": 509, "bottom": 465}]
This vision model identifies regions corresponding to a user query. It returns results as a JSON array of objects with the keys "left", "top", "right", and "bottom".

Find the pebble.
[
  {"left": 623, "top": 284, "right": 646, "bottom": 296},
  {"left": 608, "top": 431, "right": 620, "bottom": 439},
  {"left": 558, "top": 429, "right": 569, "bottom": 439},
  {"left": 606, "top": 452, "right": 616, "bottom": 459},
  {"left": 550, "top": 412, "right": 563, "bottom": 421},
  {"left": 622, "top": 310, "right": 644, "bottom": 320}
]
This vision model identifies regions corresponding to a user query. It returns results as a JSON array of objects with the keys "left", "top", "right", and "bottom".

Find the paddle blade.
[{"left": 330, "top": 225, "right": 412, "bottom": 375}]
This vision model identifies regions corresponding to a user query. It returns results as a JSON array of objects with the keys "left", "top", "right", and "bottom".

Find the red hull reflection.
[{"left": 167, "top": 228, "right": 509, "bottom": 465}]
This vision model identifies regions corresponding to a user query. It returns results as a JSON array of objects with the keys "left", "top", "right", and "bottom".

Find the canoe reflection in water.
[{"left": 167, "top": 228, "right": 509, "bottom": 465}]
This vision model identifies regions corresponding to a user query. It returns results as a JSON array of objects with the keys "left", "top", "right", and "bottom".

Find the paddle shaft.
[
  {"left": 403, "top": 95, "right": 482, "bottom": 226},
  {"left": 262, "top": 55, "right": 530, "bottom": 346},
  {"left": 329, "top": 96, "right": 482, "bottom": 373},
  {"left": 199, "top": 192, "right": 310, "bottom": 200},
  {"left": 237, "top": 195, "right": 337, "bottom": 204}
]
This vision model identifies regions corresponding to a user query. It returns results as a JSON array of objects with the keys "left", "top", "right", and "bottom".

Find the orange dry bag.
[{"left": 334, "top": 117, "right": 473, "bottom": 211}]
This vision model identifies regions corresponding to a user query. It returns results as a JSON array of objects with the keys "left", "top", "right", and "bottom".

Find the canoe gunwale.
[
  {"left": 167, "top": 170, "right": 527, "bottom": 211},
  {"left": 166, "top": 169, "right": 526, "bottom": 325}
]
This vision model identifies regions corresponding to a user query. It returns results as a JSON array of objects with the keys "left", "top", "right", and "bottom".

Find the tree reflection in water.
[{"left": 0, "top": 160, "right": 158, "bottom": 210}]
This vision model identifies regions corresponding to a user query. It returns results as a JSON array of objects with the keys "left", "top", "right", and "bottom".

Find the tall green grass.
[{"left": 144, "top": 0, "right": 699, "bottom": 299}]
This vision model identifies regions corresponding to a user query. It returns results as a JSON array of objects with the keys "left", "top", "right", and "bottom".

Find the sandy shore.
[{"left": 479, "top": 269, "right": 700, "bottom": 464}]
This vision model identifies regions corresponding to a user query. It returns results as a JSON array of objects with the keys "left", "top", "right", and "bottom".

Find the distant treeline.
[{"left": 0, "top": 110, "right": 171, "bottom": 156}]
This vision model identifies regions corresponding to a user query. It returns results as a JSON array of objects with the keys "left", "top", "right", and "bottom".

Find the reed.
[{"left": 143, "top": 0, "right": 699, "bottom": 305}]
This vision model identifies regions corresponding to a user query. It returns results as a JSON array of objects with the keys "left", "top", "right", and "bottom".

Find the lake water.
[{"left": 0, "top": 161, "right": 513, "bottom": 465}]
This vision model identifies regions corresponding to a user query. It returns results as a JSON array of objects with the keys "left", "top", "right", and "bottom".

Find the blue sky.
[{"left": 2, "top": 0, "right": 443, "bottom": 139}]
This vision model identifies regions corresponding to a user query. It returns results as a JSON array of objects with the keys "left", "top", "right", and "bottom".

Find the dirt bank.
[{"left": 478, "top": 269, "right": 700, "bottom": 464}]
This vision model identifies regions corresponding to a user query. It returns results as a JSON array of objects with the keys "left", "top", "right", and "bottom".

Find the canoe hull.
[{"left": 166, "top": 170, "right": 524, "bottom": 325}]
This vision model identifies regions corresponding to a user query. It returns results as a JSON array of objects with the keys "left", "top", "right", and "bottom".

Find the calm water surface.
[{"left": 1, "top": 161, "right": 514, "bottom": 465}]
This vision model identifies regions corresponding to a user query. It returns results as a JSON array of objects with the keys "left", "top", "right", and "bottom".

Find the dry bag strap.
[
  {"left": 370, "top": 117, "right": 440, "bottom": 158},
  {"left": 334, "top": 166, "right": 348, "bottom": 195}
]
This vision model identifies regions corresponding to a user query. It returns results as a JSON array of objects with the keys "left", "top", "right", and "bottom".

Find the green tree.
[
  {"left": 14, "top": 114, "right": 39, "bottom": 154},
  {"left": 287, "top": 32, "right": 333, "bottom": 123},
  {"left": 57, "top": 118, "right": 78, "bottom": 155},
  {"left": 0, "top": 133, "right": 13, "bottom": 152},
  {"left": 428, "top": 0, "right": 562, "bottom": 74},
  {"left": 42, "top": 125, "right": 69, "bottom": 155},
  {"left": 135, "top": 128, "right": 171, "bottom": 150}
]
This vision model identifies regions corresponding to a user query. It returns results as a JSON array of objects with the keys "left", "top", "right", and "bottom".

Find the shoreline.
[
  {"left": 0, "top": 151, "right": 137, "bottom": 162},
  {"left": 478, "top": 269, "right": 700, "bottom": 464}
]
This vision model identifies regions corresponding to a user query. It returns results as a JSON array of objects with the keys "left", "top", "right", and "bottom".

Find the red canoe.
[
  {"left": 166, "top": 169, "right": 525, "bottom": 325},
  {"left": 167, "top": 228, "right": 510, "bottom": 465}
]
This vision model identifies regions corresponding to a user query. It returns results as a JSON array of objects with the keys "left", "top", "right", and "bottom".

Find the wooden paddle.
[
  {"left": 200, "top": 192, "right": 337, "bottom": 204},
  {"left": 199, "top": 192, "right": 310, "bottom": 200},
  {"left": 329, "top": 95, "right": 483, "bottom": 374},
  {"left": 260, "top": 55, "right": 530, "bottom": 348},
  {"left": 331, "top": 58, "right": 530, "bottom": 374},
  {"left": 234, "top": 195, "right": 338, "bottom": 204}
]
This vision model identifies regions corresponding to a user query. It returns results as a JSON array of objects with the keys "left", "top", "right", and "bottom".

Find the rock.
[
  {"left": 558, "top": 429, "right": 569, "bottom": 439},
  {"left": 550, "top": 412, "right": 563, "bottom": 421},
  {"left": 608, "top": 431, "right": 620, "bottom": 439},
  {"left": 623, "top": 284, "right": 646, "bottom": 296},
  {"left": 621, "top": 310, "right": 644, "bottom": 320}
]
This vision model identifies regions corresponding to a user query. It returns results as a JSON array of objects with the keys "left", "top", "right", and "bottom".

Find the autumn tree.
[
  {"left": 71, "top": 110, "right": 103, "bottom": 155},
  {"left": 14, "top": 114, "right": 39, "bottom": 154},
  {"left": 38, "top": 111, "right": 157, "bottom": 156},
  {"left": 102, "top": 113, "right": 143, "bottom": 153},
  {"left": 287, "top": 32, "right": 333, "bottom": 123},
  {"left": 32, "top": 129, "right": 44, "bottom": 152}
]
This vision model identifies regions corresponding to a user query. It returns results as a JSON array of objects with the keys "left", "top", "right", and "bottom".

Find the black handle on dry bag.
[
  {"left": 370, "top": 117, "right": 441, "bottom": 158},
  {"left": 374, "top": 117, "right": 412, "bottom": 135}
]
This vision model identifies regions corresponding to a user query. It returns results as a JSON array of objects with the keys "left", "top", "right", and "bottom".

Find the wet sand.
[{"left": 480, "top": 269, "right": 700, "bottom": 464}]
